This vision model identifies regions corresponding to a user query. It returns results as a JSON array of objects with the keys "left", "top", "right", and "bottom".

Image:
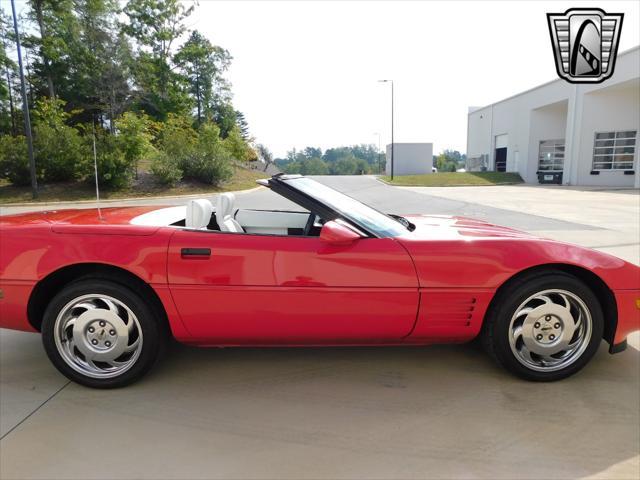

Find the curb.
[
  {"left": 391, "top": 182, "right": 523, "bottom": 187},
  {"left": 376, "top": 177, "right": 523, "bottom": 187},
  {"left": 0, "top": 185, "right": 265, "bottom": 208}
]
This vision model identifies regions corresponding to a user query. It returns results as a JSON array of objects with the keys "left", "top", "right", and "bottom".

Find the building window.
[
  {"left": 538, "top": 140, "right": 565, "bottom": 172},
  {"left": 592, "top": 130, "right": 637, "bottom": 171}
]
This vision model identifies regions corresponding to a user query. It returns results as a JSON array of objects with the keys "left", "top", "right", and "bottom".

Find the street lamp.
[{"left": 378, "top": 79, "right": 394, "bottom": 180}]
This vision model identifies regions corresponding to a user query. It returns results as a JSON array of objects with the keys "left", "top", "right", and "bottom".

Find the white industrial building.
[
  {"left": 467, "top": 46, "right": 639, "bottom": 188},
  {"left": 385, "top": 143, "right": 433, "bottom": 176}
]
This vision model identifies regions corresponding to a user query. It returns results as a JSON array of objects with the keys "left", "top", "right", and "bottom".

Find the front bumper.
[{"left": 611, "top": 290, "right": 640, "bottom": 351}]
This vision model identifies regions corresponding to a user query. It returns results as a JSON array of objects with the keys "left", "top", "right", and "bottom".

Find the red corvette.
[{"left": 1, "top": 174, "right": 638, "bottom": 387}]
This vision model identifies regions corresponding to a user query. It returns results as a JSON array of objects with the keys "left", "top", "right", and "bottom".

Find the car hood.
[
  {"left": 401, "top": 214, "right": 539, "bottom": 241},
  {"left": 395, "top": 215, "right": 637, "bottom": 290}
]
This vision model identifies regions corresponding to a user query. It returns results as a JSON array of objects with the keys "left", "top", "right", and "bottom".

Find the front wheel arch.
[
  {"left": 28, "top": 263, "right": 170, "bottom": 337},
  {"left": 482, "top": 263, "right": 617, "bottom": 346}
]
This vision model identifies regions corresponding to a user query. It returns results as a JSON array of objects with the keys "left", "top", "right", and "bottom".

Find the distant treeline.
[
  {"left": 275, "top": 145, "right": 385, "bottom": 175},
  {"left": 275, "top": 146, "right": 467, "bottom": 175}
]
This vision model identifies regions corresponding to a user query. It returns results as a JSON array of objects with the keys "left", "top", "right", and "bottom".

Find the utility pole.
[{"left": 10, "top": 0, "right": 37, "bottom": 199}]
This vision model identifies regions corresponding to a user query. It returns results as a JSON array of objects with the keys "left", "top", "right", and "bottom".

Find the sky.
[
  {"left": 190, "top": 0, "right": 639, "bottom": 157},
  {"left": 5, "top": 0, "right": 639, "bottom": 158}
]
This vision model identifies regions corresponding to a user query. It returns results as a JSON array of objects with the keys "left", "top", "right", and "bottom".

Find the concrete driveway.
[{"left": 1, "top": 176, "right": 639, "bottom": 479}]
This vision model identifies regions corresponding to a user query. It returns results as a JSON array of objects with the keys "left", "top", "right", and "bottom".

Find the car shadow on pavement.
[
  {"left": 142, "top": 340, "right": 639, "bottom": 479},
  {"left": 1, "top": 332, "right": 638, "bottom": 480}
]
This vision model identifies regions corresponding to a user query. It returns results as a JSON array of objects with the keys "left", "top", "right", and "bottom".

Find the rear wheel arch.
[
  {"left": 28, "top": 263, "right": 170, "bottom": 336},
  {"left": 484, "top": 263, "right": 617, "bottom": 345}
]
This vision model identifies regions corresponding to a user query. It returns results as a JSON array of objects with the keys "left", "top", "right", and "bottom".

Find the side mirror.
[{"left": 320, "top": 221, "right": 361, "bottom": 246}]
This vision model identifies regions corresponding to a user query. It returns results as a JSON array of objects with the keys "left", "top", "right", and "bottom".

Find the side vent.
[
  {"left": 411, "top": 290, "right": 494, "bottom": 340},
  {"left": 421, "top": 294, "right": 477, "bottom": 327}
]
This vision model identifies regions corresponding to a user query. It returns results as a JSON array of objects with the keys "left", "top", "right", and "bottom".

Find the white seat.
[
  {"left": 185, "top": 199, "right": 213, "bottom": 229},
  {"left": 216, "top": 193, "right": 243, "bottom": 233}
]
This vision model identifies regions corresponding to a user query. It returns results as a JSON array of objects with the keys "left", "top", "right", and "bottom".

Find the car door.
[{"left": 167, "top": 229, "right": 419, "bottom": 344}]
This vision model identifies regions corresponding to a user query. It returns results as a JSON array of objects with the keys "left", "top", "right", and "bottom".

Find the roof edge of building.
[{"left": 468, "top": 45, "right": 640, "bottom": 115}]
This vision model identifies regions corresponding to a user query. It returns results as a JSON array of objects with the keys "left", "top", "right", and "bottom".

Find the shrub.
[
  {"left": 150, "top": 150, "right": 183, "bottom": 186},
  {"left": 91, "top": 132, "right": 135, "bottom": 189},
  {"left": 32, "top": 99, "right": 87, "bottom": 182},
  {"left": 222, "top": 125, "right": 251, "bottom": 162},
  {"left": 149, "top": 114, "right": 197, "bottom": 186},
  {"left": 150, "top": 118, "right": 233, "bottom": 186},
  {"left": 183, "top": 123, "right": 233, "bottom": 185},
  {"left": 116, "top": 112, "right": 153, "bottom": 176},
  {"left": 0, "top": 135, "right": 31, "bottom": 186},
  {"left": 186, "top": 144, "right": 233, "bottom": 185},
  {"left": 154, "top": 113, "right": 197, "bottom": 162}
]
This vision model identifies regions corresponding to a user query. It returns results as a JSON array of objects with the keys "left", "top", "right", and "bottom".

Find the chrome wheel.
[
  {"left": 54, "top": 294, "right": 143, "bottom": 379},
  {"left": 508, "top": 289, "right": 592, "bottom": 372}
]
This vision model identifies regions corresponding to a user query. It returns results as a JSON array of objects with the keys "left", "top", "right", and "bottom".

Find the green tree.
[
  {"left": 235, "top": 110, "right": 249, "bottom": 139},
  {"left": 435, "top": 150, "right": 466, "bottom": 172},
  {"left": 153, "top": 112, "right": 197, "bottom": 161},
  {"left": 174, "top": 31, "right": 231, "bottom": 124},
  {"left": 283, "top": 157, "right": 329, "bottom": 175},
  {"left": 331, "top": 155, "right": 357, "bottom": 175},
  {"left": 256, "top": 143, "right": 274, "bottom": 171},
  {"left": 302, "top": 157, "right": 329, "bottom": 175},
  {"left": 26, "top": 0, "right": 79, "bottom": 99},
  {"left": 211, "top": 99, "right": 237, "bottom": 138},
  {"left": 69, "top": 0, "right": 131, "bottom": 127},
  {"left": 222, "top": 125, "right": 251, "bottom": 162},
  {"left": 303, "top": 146, "right": 322, "bottom": 159},
  {"left": 277, "top": 144, "right": 379, "bottom": 175},
  {"left": 0, "top": 15, "right": 18, "bottom": 135},
  {"left": 123, "top": 0, "right": 194, "bottom": 119}
]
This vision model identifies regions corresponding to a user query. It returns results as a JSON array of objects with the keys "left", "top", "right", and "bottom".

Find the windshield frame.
[{"left": 266, "top": 175, "right": 407, "bottom": 238}]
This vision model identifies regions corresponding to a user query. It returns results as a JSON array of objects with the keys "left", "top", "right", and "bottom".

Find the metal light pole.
[
  {"left": 10, "top": 0, "right": 37, "bottom": 199},
  {"left": 378, "top": 79, "right": 394, "bottom": 180}
]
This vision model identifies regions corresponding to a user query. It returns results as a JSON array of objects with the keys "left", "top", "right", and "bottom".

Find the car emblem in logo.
[{"left": 547, "top": 8, "right": 623, "bottom": 83}]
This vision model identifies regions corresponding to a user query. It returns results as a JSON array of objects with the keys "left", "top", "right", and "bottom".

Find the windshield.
[{"left": 282, "top": 177, "right": 407, "bottom": 237}]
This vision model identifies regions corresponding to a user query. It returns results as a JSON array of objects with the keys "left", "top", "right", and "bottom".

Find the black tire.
[
  {"left": 42, "top": 279, "right": 166, "bottom": 388},
  {"left": 481, "top": 271, "right": 604, "bottom": 381}
]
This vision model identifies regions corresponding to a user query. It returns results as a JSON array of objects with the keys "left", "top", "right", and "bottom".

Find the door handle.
[{"left": 181, "top": 248, "right": 211, "bottom": 258}]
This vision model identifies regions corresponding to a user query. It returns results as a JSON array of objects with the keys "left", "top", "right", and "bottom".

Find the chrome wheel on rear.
[
  {"left": 54, "top": 294, "right": 143, "bottom": 379},
  {"left": 508, "top": 289, "right": 592, "bottom": 372}
]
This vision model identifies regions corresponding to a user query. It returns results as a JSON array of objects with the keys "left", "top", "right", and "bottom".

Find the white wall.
[
  {"left": 385, "top": 143, "right": 433, "bottom": 176},
  {"left": 466, "top": 106, "right": 492, "bottom": 166},
  {"left": 574, "top": 80, "right": 639, "bottom": 187},
  {"left": 466, "top": 47, "right": 640, "bottom": 187},
  {"left": 467, "top": 80, "right": 571, "bottom": 181}
]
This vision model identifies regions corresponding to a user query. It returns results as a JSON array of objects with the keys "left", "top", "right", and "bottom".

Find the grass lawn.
[
  {"left": 380, "top": 172, "right": 523, "bottom": 187},
  {"left": 0, "top": 167, "right": 269, "bottom": 204}
]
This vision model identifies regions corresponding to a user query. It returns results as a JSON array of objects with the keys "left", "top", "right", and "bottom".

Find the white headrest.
[
  {"left": 186, "top": 199, "right": 213, "bottom": 229},
  {"left": 216, "top": 193, "right": 236, "bottom": 221}
]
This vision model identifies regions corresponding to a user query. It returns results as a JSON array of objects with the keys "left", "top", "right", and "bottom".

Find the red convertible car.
[{"left": 1, "top": 174, "right": 638, "bottom": 388}]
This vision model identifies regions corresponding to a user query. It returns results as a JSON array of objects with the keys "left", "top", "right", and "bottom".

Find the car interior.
[{"left": 140, "top": 192, "right": 326, "bottom": 237}]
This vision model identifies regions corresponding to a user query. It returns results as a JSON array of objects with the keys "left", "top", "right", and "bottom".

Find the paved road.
[{"left": 1, "top": 176, "right": 639, "bottom": 479}]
